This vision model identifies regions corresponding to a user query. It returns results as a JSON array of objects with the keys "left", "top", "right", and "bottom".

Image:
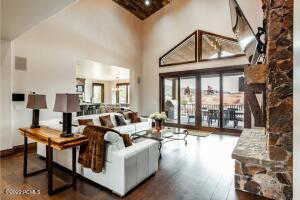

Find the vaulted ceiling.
[
  {"left": 112, "top": 0, "right": 170, "bottom": 20},
  {"left": 1, "top": 0, "right": 77, "bottom": 40}
]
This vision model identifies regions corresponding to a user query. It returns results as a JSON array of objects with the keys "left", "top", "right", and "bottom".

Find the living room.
[{"left": 1, "top": 0, "right": 299, "bottom": 200}]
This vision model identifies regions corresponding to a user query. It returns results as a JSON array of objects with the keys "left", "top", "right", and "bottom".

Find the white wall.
[
  {"left": 7, "top": 0, "right": 142, "bottom": 147},
  {"left": 140, "top": 0, "right": 261, "bottom": 115},
  {"left": 0, "top": 40, "right": 13, "bottom": 150}
]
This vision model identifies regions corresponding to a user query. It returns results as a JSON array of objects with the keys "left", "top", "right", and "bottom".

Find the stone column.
[{"left": 263, "top": 0, "right": 293, "bottom": 198}]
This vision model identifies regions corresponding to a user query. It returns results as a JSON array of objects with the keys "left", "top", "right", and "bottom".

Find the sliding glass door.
[
  {"left": 200, "top": 74, "right": 220, "bottom": 128},
  {"left": 162, "top": 76, "right": 196, "bottom": 127},
  {"left": 180, "top": 77, "right": 196, "bottom": 126},
  {"left": 222, "top": 72, "right": 244, "bottom": 130},
  {"left": 160, "top": 69, "right": 244, "bottom": 132}
]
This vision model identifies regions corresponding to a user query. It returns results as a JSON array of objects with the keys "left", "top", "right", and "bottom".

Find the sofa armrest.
[{"left": 109, "top": 139, "right": 159, "bottom": 195}]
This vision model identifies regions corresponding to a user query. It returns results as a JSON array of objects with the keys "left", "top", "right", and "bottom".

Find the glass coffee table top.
[
  {"left": 132, "top": 127, "right": 189, "bottom": 158},
  {"left": 132, "top": 127, "right": 188, "bottom": 142}
]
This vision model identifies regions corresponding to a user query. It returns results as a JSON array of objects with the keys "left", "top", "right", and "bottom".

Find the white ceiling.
[
  {"left": 1, "top": 0, "right": 78, "bottom": 40},
  {"left": 76, "top": 59, "right": 130, "bottom": 81}
]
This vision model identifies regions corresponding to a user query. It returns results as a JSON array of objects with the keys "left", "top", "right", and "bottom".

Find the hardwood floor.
[{"left": 0, "top": 134, "right": 269, "bottom": 200}]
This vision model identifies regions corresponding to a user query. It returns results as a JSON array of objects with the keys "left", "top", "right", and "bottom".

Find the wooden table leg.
[
  {"left": 72, "top": 147, "right": 77, "bottom": 190},
  {"left": 47, "top": 144, "right": 53, "bottom": 195},
  {"left": 47, "top": 142, "right": 77, "bottom": 195},
  {"left": 23, "top": 136, "right": 28, "bottom": 177}
]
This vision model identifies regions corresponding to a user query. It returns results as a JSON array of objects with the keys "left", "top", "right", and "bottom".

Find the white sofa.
[{"left": 37, "top": 113, "right": 159, "bottom": 196}]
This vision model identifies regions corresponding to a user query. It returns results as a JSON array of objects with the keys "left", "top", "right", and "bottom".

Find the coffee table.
[{"left": 132, "top": 127, "right": 189, "bottom": 157}]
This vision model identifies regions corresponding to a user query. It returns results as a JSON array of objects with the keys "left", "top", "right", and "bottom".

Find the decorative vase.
[{"left": 155, "top": 120, "right": 164, "bottom": 132}]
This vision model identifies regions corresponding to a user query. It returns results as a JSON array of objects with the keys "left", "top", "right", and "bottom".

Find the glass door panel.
[
  {"left": 201, "top": 75, "right": 220, "bottom": 128},
  {"left": 222, "top": 72, "right": 244, "bottom": 129},
  {"left": 164, "top": 78, "right": 179, "bottom": 124},
  {"left": 180, "top": 77, "right": 196, "bottom": 126}
]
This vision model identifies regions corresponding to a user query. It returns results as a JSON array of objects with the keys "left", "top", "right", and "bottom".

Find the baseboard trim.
[{"left": 0, "top": 143, "right": 37, "bottom": 158}]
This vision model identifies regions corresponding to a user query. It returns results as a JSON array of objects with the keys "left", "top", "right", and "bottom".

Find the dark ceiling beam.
[{"left": 112, "top": 0, "right": 171, "bottom": 20}]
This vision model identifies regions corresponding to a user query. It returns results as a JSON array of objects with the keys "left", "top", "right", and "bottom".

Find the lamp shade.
[
  {"left": 53, "top": 94, "right": 80, "bottom": 113},
  {"left": 26, "top": 94, "right": 47, "bottom": 109}
]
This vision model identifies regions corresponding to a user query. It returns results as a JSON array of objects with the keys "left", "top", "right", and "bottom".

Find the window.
[
  {"left": 116, "top": 83, "right": 130, "bottom": 104},
  {"left": 159, "top": 30, "right": 245, "bottom": 67},
  {"left": 92, "top": 83, "right": 104, "bottom": 103},
  {"left": 159, "top": 32, "right": 197, "bottom": 67},
  {"left": 201, "top": 34, "right": 243, "bottom": 60}
]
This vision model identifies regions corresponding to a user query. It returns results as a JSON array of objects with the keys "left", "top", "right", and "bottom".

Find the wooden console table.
[{"left": 18, "top": 127, "right": 88, "bottom": 195}]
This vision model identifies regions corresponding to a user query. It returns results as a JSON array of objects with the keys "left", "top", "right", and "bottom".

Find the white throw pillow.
[{"left": 104, "top": 131, "right": 125, "bottom": 150}]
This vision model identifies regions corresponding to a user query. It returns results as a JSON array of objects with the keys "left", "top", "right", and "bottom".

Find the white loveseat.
[{"left": 37, "top": 113, "right": 159, "bottom": 196}]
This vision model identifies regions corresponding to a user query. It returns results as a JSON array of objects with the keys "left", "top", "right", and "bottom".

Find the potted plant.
[{"left": 150, "top": 112, "right": 167, "bottom": 132}]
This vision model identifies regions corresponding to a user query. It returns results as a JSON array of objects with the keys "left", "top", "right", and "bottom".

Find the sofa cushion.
[
  {"left": 128, "top": 112, "right": 141, "bottom": 123},
  {"left": 114, "top": 124, "right": 135, "bottom": 135},
  {"left": 109, "top": 113, "right": 119, "bottom": 127},
  {"left": 122, "top": 111, "right": 131, "bottom": 120},
  {"left": 78, "top": 119, "right": 94, "bottom": 126},
  {"left": 115, "top": 115, "right": 127, "bottom": 126},
  {"left": 73, "top": 115, "right": 101, "bottom": 126},
  {"left": 99, "top": 115, "right": 114, "bottom": 128},
  {"left": 121, "top": 134, "right": 133, "bottom": 147}
]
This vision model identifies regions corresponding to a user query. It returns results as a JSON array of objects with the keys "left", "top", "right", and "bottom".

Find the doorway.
[{"left": 160, "top": 67, "right": 244, "bottom": 133}]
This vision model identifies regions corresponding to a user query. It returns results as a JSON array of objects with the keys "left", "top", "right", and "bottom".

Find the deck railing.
[{"left": 180, "top": 104, "right": 244, "bottom": 116}]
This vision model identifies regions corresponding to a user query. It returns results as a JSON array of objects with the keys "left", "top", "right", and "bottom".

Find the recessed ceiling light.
[{"left": 145, "top": 0, "right": 151, "bottom": 6}]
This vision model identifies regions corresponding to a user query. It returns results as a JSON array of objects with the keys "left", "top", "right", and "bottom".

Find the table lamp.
[
  {"left": 53, "top": 94, "right": 80, "bottom": 137},
  {"left": 26, "top": 93, "right": 47, "bottom": 128}
]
